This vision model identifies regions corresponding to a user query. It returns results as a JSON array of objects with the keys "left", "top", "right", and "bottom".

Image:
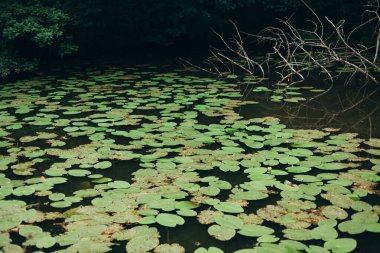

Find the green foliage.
[
  {"left": 0, "top": 48, "right": 37, "bottom": 77},
  {"left": 0, "top": 0, "right": 76, "bottom": 76}
]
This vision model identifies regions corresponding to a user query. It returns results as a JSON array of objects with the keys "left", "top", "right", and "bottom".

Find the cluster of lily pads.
[
  {"left": 0, "top": 65, "right": 379, "bottom": 253},
  {"left": 240, "top": 76, "right": 324, "bottom": 103}
]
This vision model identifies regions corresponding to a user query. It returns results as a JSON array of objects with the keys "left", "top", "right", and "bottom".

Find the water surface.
[{"left": 0, "top": 58, "right": 380, "bottom": 253}]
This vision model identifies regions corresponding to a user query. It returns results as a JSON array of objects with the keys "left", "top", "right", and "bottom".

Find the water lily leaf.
[
  {"left": 237, "top": 213, "right": 263, "bottom": 225},
  {"left": 154, "top": 243, "right": 185, "bottom": 253},
  {"left": 287, "top": 166, "right": 311, "bottom": 174},
  {"left": 294, "top": 175, "right": 321, "bottom": 183},
  {"left": 215, "top": 215, "right": 244, "bottom": 229},
  {"left": 175, "top": 201, "right": 199, "bottom": 210},
  {"left": 89, "top": 133, "right": 105, "bottom": 141},
  {"left": 231, "top": 191, "right": 268, "bottom": 201},
  {"left": 280, "top": 240, "right": 308, "bottom": 251},
  {"left": 156, "top": 213, "right": 185, "bottom": 227},
  {"left": 51, "top": 201, "right": 71, "bottom": 208},
  {"left": 148, "top": 199, "right": 176, "bottom": 211},
  {"left": 322, "top": 206, "right": 348, "bottom": 220},
  {"left": 257, "top": 234, "right": 279, "bottom": 243},
  {"left": 283, "top": 228, "right": 313, "bottom": 241},
  {"left": 311, "top": 225, "right": 338, "bottom": 241},
  {"left": 137, "top": 193, "right": 161, "bottom": 204},
  {"left": 306, "top": 245, "right": 330, "bottom": 253},
  {"left": 63, "top": 127, "right": 79, "bottom": 132},
  {"left": 67, "top": 169, "right": 91, "bottom": 177},
  {"left": 321, "top": 193, "right": 354, "bottom": 209},
  {"left": 233, "top": 249, "right": 257, "bottom": 253},
  {"left": 338, "top": 220, "right": 366, "bottom": 234},
  {"left": 366, "top": 223, "right": 380, "bottom": 232},
  {"left": 208, "top": 224, "right": 235, "bottom": 241},
  {"left": 138, "top": 216, "right": 156, "bottom": 225},
  {"left": 13, "top": 186, "right": 35, "bottom": 196},
  {"left": 366, "top": 149, "right": 380, "bottom": 156},
  {"left": 195, "top": 247, "right": 224, "bottom": 253},
  {"left": 91, "top": 197, "right": 112, "bottom": 207},
  {"left": 365, "top": 138, "right": 380, "bottom": 148},
  {"left": 316, "top": 163, "right": 347, "bottom": 171},
  {"left": 351, "top": 211, "right": 379, "bottom": 224},
  {"left": 1, "top": 244, "right": 23, "bottom": 253},
  {"left": 74, "top": 189, "right": 100, "bottom": 198},
  {"left": 238, "top": 224, "right": 274, "bottom": 237},
  {"left": 279, "top": 156, "right": 300, "bottom": 165},
  {"left": 299, "top": 184, "right": 321, "bottom": 196},
  {"left": 197, "top": 210, "right": 224, "bottom": 224},
  {"left": 324, "top": 238, "right": 357, "bottom": 253},
  {"left": 214, "top": 202, "right": 244, "bottom": 213},
  {"left": 200, "top": 186, "right": 220, "bottom": 196},
  {"left": 209, "top": 180, "right": 232, "bottom": 190},
  {"left": 94, "top": 161, "right": 112, "bottom": 169},
  {"left": 107, "top": 180, "right": 130, "bottom": 189},
  {"left": 176, "top": 209, "right": 197, "bottom": 217},
  {"left": 36, "top": 235, "right": 56, "bottom": 249},
  {"left": 49, "top": 193, "right": 65, "bottom": 202},
  {"left": 126, "top": 235, "right": 159, "bottom": 253},
  {"left": 219, "top": 163, "right": 240, "bottom": 172},
  {"left": 112, "top": 225, "right": 158, "bottom": 241},
  {"left": 19, "top": 225, "right": 43, "bottom": 237}
]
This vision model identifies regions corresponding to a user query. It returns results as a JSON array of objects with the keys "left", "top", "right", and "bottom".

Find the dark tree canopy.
[{"left": 0, "top": 0, "right": 370, "bottom": 76}]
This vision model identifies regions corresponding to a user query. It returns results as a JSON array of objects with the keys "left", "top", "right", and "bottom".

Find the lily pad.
[
  {"left": 324, "top": 238, "right": 357, "bottom": 253},
  {"left": 207, "top": 224, "right": 236, "bottom": 241},
  {"left": 126, "top": 235, "right": 159, "bottom": 253},
  {"left": 214, "top": 202, "right": 244, "bottom": 213},
  {"left": 156, "top": 213, "right": 185, "bottom": 227},
  {"left": 238, "top": 224, "right": 274, "bottom": 237},
  {"left": 94, "top": 161, "right": 112, "bottom": 169}
]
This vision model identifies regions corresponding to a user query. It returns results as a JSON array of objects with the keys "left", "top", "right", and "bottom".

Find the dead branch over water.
[{"left": 208, "top": 0, "right": 380, "bottom": 86}]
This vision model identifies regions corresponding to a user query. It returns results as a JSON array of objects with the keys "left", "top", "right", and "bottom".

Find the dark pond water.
[{"left": 0, "top": 54, "right": 380, "bottom": 253}]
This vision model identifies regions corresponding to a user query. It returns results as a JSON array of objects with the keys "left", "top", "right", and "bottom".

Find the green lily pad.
[
  {"left": 311, "top": 225, "right": 338, "bottom": 241},
  {"left": 155, "top": 243, "right": 185, "bottom": 253},
  {"left": 126, "top": 235, "right": 159, "bottom": 253},
  {"left": 13, "top": 186, "right": 35, "bottom": 196},
  {"left": 324, "top": 238, "right": 357, "bottom": 253},
  {"left": 366, "top": 223, "right": 380, "bottom": 232},
  {"left": 94, "top": 161, "right": 112, "bottom": 169},
  {"left": 257, "top": 234, "right": 279, "bottom": 243},
  {"left": 238, "top": 224, "right": 274, "bottom": 237},
  {"left": 67, "top": 169, "right": 91, "bottom": 177},
  {"left": 156, "top": 213, "right": 185, "bottom": 227},
  {"left": 283, "top": 228, "right": 313, "bottom": 241},
  {"left": 215, "top": 215, "right": 244, "bottom": 229},
  {"left": 207, "top": 224, "right": 236, "bottom": 241},
  {"left": 63, "top": 127, "right": 79, "bottom": 132},
  {"left": 214, "top": 202, "right": 244, "bottom": 213},
  {"left": 50, "top": 201, "right": 71, "bottom": 208},
  {"left": 138, "top": 216, "right": 156, "bottom": 225},
  {"left": 322, "top": 206, "right": 348, "bottom": 220},
  {"left": 338, "top": 220, "right": 366, "bottom": 234},
  {"left": 195, "top": 247, "right": 224, "bottom": 253},
  {"left": 36, "top": 235, "right": 56, "bottom": 249},
  {"left": 107, "top": 180, "right": 130, "bottom": 189},
  {"left": 49, "top": 193, "right": 65, "bottom": 201}
]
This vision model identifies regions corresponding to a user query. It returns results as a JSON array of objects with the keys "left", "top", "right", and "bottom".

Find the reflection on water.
[{"left": 240, "top": 84, "right": 380, "bottom": 138}]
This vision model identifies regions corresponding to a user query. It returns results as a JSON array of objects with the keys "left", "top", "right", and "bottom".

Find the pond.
[{"left": 1, "top": 56, "right": 380, "bottom": 253}]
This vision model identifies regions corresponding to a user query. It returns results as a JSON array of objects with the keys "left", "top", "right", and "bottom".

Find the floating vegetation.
[{"left": 0, "top": 65, "right": 379, "bottom": 252}]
